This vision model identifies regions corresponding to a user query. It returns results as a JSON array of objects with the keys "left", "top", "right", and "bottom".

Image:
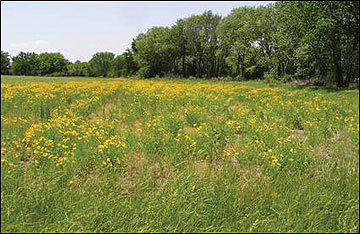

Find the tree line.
[{"left": 1, "top": 1, "right": 359, "bottom": 87}]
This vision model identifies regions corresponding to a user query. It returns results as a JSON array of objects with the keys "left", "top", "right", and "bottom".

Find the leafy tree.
[
  {"left": 109, "top": 54, "right": 127, "bottom": 77},
  {"left": 88, "top": 52, "right": 115, "bottom": 77},
  {"left": 218, "top": 7, "right": 260, "bottom": 78},
  {"left": 66, "top": 60, "right": 90, "bottom": 76},
  {"left": 182, "top": 11, "right": 221, "bottom": 78},
  {"left": 122, "top": 49, "right": 138, "bottom": 76},
  {"left": 38, "top": 52, "right": 69, "bottom": 76},
  {"left": 170, "top": 19, "right": 188, "bottom": 77},
  {"left": 1, "top": 51, "right": 11, "bottom": 74},
  {"left": 109, "top": 49, "right": 138, "bottom": 77},
  {"left": 10, "top": 52, "right": 40, "bottom": 76},
  {"left": 3, "top": 1, "right": 358, "bottom": 86},
  {"left": 133, "top": 27, "right": 176, "bottom": 77},
  {"left": 274, "top": 1, "right": 359, "bottom": 86},
  {"left": 253, "top": 5, "right": 277, "bottom": 77}
]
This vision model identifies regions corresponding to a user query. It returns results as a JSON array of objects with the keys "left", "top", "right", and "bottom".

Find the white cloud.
[
  {"left": 9, "top": 42, "right": 28, "bottom": 47},
  {"left": 7, "top": 39, "right": 59, "bottom": 57},
  {"left": 34, "top": 40, "right": 49, "bottom": 45},
  {"left": 10, "top": 39, "right": 49, "bottom": 48}
]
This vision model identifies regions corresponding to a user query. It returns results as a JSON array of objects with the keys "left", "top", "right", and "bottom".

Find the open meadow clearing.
[{"left": 1, "top": 75, "right": 359, "bottom": 232}]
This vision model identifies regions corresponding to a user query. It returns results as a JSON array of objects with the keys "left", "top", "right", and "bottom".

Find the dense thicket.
[{"left": 1, "top": 1, "right": 358, "bottom": 86}]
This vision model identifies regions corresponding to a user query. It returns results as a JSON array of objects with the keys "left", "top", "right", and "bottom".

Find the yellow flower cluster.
[{"left": 1, "top": 78, "right": 358, "bottom": 170}]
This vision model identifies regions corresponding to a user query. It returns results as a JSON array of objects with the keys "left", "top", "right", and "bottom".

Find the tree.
[
  {"left": 133, "top": 27, "right": 176, "bottom": 77},
  {"left": 109, "top": 54, "right": 127, "bottom": 77},
  {"left": 66, "top": 60, "right": 90, "bottom": 76},
  {"left": 4, "top": 1, "right": 357, "bottom": 84},
  {"left": 109, "top": 49, "right": 138, "bottom": 77},
  {"left": 10, "top": 52, "right": 40, "bottom": 76},
  {"left": 88, "top": 52, "right": 115, "bottom": 77},
  {"left": 170, "top": 19, "right": 188, "bottom": 77},
  {"left": 1, "top": 51, "right": 11, "bottom": 74},
  {"left": 38, "top": 52, "right": 69, "bottom": 76},
  {"left": 218, "top": 7, "right": 260, "bottom": 78},
  {"left": 274, "top": 1, "right": 359, "bottom": 86},
  {"left": 121, "top": 49, "right": 138, "bottom": 77},
  {"left": 182, "top": 11, "right": 221, "bottom": 78}
]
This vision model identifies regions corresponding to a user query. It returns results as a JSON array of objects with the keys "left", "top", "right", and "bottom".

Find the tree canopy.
[
  {"left": 88, "top": 52, "right": 115, "bottom": 77},
  {"left": 2, "top": 1, "right": 359, "bottom": 87},
  {"left": 1, "top": 51, "right": 11, "bottom": 75},
  {"left": 38, "top": 52, "right": 69, "bottom": 76}
]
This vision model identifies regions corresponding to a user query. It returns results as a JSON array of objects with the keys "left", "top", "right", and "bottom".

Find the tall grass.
[{"left": 1, "top": 75, "right": 359, "bottom": 232}]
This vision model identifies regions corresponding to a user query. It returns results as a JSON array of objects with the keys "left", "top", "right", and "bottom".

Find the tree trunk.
[
  {"left": 182, "top": 56, "right": 185, "bottom": 78},
  {"left": 332, "top": 42, "right": 343, "bottom": 87},
  {"left": 237, "top": 54, "right": 241, "bottom": 77},
  {"left": 345, "top": 37, "right": 358, "bottom": 85},
  {"left": 215, "top": 55, "right": 220, "bottom": 77},
  {"left": 197, "top": 53, "right": 202, "bottom": 78},
  {"left": 206, "top": 59, "right": 209, "bottom": 78},
  {"left": 319, "top": 64, "right": 326, "bottom": 86}
]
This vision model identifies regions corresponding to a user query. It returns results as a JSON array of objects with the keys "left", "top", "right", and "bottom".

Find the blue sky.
[{"left": 1, "top": 1, "right": 275, "bottom": 62}]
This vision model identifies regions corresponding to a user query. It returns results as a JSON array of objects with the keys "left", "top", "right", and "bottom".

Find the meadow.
[{"left": 1, "top": 75, "right": 359, "bottom": 233}]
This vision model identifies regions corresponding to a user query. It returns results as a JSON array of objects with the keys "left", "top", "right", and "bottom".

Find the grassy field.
[{"left": 1, "top": 75, "right": 359, "bottom": 232}]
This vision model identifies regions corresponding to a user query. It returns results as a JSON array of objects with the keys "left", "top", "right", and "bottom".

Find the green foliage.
[
  {"left": 1, "top": 1, "right": 359, "bottom": 86},
  {"left": 280, "top": 74, "right": 292, "bottom": 83},
  {"left": 46, "top": 71, "right": 68, "bottom": 77},
  {"left": 1, "top": 51, "right": 11, "bottom": 74},
  {"left": 182, "top": 11, "right": 221, "bottom": 78},
  {"left": 133, "top": 27, "right": 177, "bottom": 78},
  {"left": 108, "top": 49, "right": 137, "bottom": 77},
  {"left": 66, "top": 60, "right": 90, "bottom": 77},
  {"left": 218, "top": 7, "right": 259, "bottom": 77},
  {"left": 38, "top": 52, "right": 69, "bottom": 76},
  {"left": 88, "top": 52, "right": 115, "bottom": 77},
  {"left": 10, "top": 52, "right": 40, "bottom": 76},
  {"left": 274, "top": 1, "right": 359, "bottom": 86},
  {"left": 264, "top": 68, "right": 279, "bottom": 83}
]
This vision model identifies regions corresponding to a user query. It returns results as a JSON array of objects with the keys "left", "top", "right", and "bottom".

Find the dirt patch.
[
  {"left": 292, "top": 77, "right": 327, "bottom": 86},
  {"left": 124, "top": 151, "right": 146, "bottom": 175},
  {"left": 151, "top": 158, "right": 174, "bottom": 186},
  {"left": 213, "top": 115, "right": 225, "bottom": 124},
  {"left": 238, "top": 165, "right": 263, "bottom": 190},
  {"left": 88, "top": 101, "right": 117, "bottom": 123},
  {"left": 120, "top": 152, "right": 147, "bottom": 194},
  {"left": 194, "top": 157, "right": 266, "bottom": 191},
  {"left": 134, "top": 119, "right": 142, "bottom": 136},
  {"left": 215, "top": 138, "right": 243, "bottom": 168},
  {"left": 183, "top": 126, "right": 200, "bottom": 135},
  {"left": 195, "top": 160, "right": 210, "bottom": 178},
  {"left": 290, "top": 129, "right": 308, "bottom": 143},
  {"left": 312, "top": 145, "right": 333, "bottom": 161},
  {"left": 82, "top": 168, "right": 101, "bottom": 187},
  {"left": 330, "top": 131, "right": 346, "bottom": 142}
]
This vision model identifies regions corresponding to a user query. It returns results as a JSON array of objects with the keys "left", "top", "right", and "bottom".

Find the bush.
[
  {"left": 212, "top": 76, "right": 233, "bottom": 81},
  {"left": 280, "top": 74, "right": 292, "bottom": 83},
  {"left": 234, "top": 75, "right": 246, "bottom": 81},
  {"left": 47, "top": 72, "right": 68, "bottom": 77},
  {"left": 164, "top": 73, "right": 182, "bottom": 79},
  {"left": 264, "top": 68, "right": 279, "bottom": 83},
  {"left": 136, "top": 66, "right": 151, "bottom": 78}
]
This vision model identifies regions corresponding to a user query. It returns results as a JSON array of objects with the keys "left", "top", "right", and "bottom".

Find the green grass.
[
  {"left": 1, "top": 75, "right": 359, "bottom": 233},
  {"left": 1, "top": 75, "right": 112, "bottom": 83}
]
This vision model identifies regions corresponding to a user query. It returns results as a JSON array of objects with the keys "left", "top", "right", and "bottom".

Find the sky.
[{"left": 1, "top": 1, "right": 275, "bottom": 62}]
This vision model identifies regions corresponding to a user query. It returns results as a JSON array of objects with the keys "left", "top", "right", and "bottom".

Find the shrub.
[
  {"left": 264, "top": 68, "right": 279, "bottom": 83},
  {"left": 280, "top": 74, "right": 292, "bottom": 83}
]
